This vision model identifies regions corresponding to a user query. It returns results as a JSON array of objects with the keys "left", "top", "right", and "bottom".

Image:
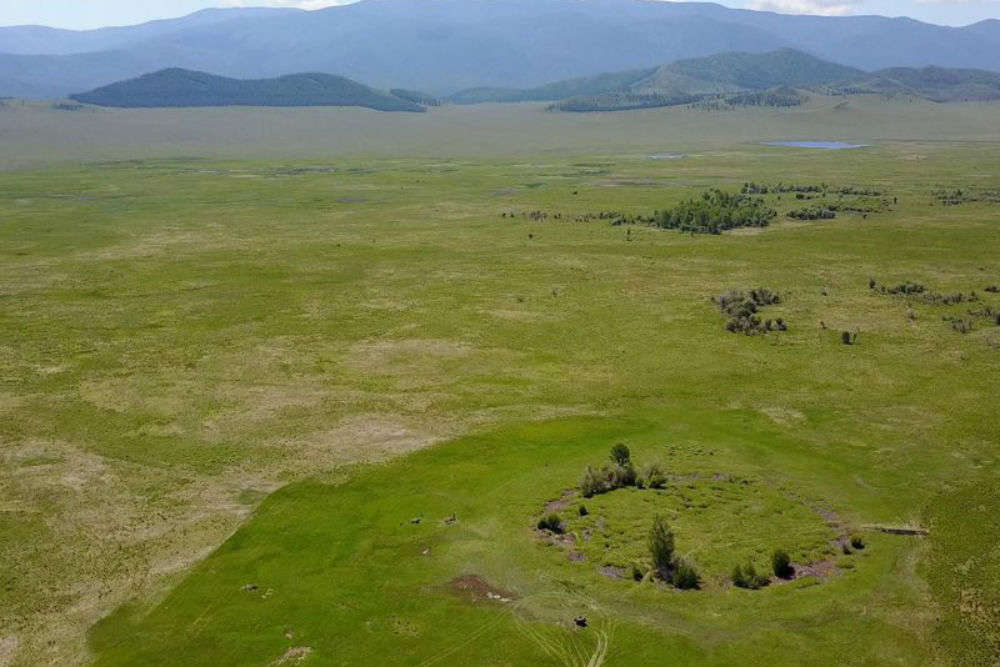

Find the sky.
[{"left": 0, "top": 0, "right": 997, "bottom": 29}]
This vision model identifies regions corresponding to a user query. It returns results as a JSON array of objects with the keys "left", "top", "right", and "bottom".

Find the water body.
[{"left": 764, "top": 141, "right": 870, "bottom": 150}]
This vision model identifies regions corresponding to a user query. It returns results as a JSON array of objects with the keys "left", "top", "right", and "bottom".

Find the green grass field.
[{"left": 1, "top": 99, "right": 998, "bottom": 667}]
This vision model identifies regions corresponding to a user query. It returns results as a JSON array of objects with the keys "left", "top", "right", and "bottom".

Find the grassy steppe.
[{"left": 0, "top": 101, "right": 998, "bottom": 666}]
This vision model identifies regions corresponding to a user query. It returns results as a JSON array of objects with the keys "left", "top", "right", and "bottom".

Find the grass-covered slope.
[{"left": 71, "top": 68, "right": 426, "bottom": 111}]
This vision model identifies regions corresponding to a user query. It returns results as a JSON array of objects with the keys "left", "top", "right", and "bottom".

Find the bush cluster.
[
  {"left": 580, "top": 444, "right": 643, "bottom": 497},
  {"left": 715, "top": 288, "right": 786, "bottom": 335},
  {"left": 731, "top": 561, "right": 770, "bottom": 589},
  {"left": 732, "top": 549, "right": 793, "bottom": 588},
  {"left": 653, "top": 189, "right": 777, "bottom": 234}
]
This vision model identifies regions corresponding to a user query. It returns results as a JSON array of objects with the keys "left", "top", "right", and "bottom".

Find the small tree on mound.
[
  {"left": 649, "top": 515, "right": 675, "bottom": 577},
  {"left": 610, "top": 443, "right": 632, "bottom": 467}
]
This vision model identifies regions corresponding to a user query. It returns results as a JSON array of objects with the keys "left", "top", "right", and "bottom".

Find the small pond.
[{"left": 764, "top": 141, "right": 870, "bottom": 150}]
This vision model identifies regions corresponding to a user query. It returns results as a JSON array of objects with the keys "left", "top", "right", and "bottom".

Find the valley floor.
[{"left": 0, "top": 100, "right": 998, "bottom": 666}]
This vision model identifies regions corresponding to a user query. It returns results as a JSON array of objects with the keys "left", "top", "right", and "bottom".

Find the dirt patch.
[
  {"left": 450, "top": 575, "right": 518, "bottom": 604},
  {"left": 0, "top": 636, "right": 19, "bottom": 667},
  {"left": 567, "top": 551, "right": 586, "bottom": 562},
  {"left": 544, "top": 490, "right": 577, "bottom": 514},
  {"left": 275, "top": 646, "right": 312, "bottom": 665},
  {"left": 790, "top": 558, "right": 838, "bottom": 580},
  {"left": 599, "top": 566, "right": 627, "bottom": 580},
  {"left": 758, "top": 406, "right": 806, "bottom": 427}
]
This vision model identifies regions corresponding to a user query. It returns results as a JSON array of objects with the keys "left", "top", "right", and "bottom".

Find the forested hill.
[
  {"left": 448, "top": 49, "right": 1000, "bottom": 112},
  {"left": 831, "top": 66, "right": 1000, "bottom": 102},
  {"left": 70, "top": 69, "right": 427, "bottom": 112}
]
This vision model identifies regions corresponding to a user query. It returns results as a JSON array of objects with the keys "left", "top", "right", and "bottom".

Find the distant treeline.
[{"left": 548, "top": 92, "right": 701, "bottom": 112}]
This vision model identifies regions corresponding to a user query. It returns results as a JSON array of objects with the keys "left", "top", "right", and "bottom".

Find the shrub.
[
  {"left": 952, "top": 319, "right": 973, "bottom": 334},
  {"left": 772, "top": 549, "right": 793, "bottom": 578},
  {"left": 841, "top": 331, "right": 853, "bottom": 345},
  {"left": 579, "top": 505, "right": 589, "bottom": 517},
  {"left": 580, "top": 466, "right": 605, "bottom": 498},
  {"left": 672, "top": 559, "right": 700, "bottom": 590},
  {"left": 537, "top": 514, "right": 564, "bottom": 534},
  {"left": 610, "top": 443, "right": 632, "bottom": 467},
  {"left": 732, "top": 562, "right": 769, "bottom": 589},
  {"left": 850, "top": 534, "right": 865, "bottom": 550},
  {"left": 642, "top": 464, "right": 667, "bottom": 490},
  {"left": 649, "top": 515, "right": 675, "bottom": 575},
  {"left": 611, "top": 463, "right": 638, "bottom": 488}
]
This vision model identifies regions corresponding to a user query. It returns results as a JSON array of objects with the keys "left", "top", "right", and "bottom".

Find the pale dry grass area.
[{"left": 3, "top": 337, "right": 593, "bottom": 667}]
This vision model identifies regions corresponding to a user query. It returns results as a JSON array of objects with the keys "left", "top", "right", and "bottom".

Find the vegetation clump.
[
  {"left": 787, "top": 206, "right": 836, "bottom": 220},
  {"left": 732, "top": 561, "right": 769, "bottom": 589},
  {"left": 537, "top": 514, "right": 564, "bottom": 534},
  {"left": 579, "top": 444, "right": 642, "bottom": 497},
  {"left": 715, "top": 288, "right": 786, "bottom": 335},
  {"left": 772, "top": 549, "right": 794, "bottom": 578},
  {"left": 654, "top": 189, "right": 776, "bottom": 234},
  {"left": 933, "top": 188, "right": 1000, "bottom": 206},
  {"left": 648, "top": 516, "right": 699, "bottom": 588}
]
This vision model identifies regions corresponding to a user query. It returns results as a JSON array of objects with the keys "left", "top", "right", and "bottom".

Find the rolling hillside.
[
  {"left": 447, "top": 49, "right": 1000, "bottom": 111},
  {"left": 69, "top": 69, "right": 427, "bottom": 112},
  {"left": 1, "top": 0, "right": 999, "bottom": 99},
  {"left": 450, "top": 50, "right": 861, "bottom": 105},
  {"left": 832, "top": 66, "right": 1000, "bottom": 102}
]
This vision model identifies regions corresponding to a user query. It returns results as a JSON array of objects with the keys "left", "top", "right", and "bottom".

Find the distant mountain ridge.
[
  {"left": 70, "top": 69, "right": 427, "bottom": 112},
  {"left": 1, "top": 0, "right": 1000, "bottom": 99}
]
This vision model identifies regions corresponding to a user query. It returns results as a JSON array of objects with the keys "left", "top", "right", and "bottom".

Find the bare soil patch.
[{"left": 450, "top": 575, "right": 518, "bottom": 604}]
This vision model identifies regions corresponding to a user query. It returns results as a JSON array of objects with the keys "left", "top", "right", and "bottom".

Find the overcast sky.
[{"left": 0, "top": 0, "right": 997, "bottom": 29}]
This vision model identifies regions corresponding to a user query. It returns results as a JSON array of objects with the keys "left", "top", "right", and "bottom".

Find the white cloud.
[{"left": 748, "top": 0, "right": 860, "bottom": 15}]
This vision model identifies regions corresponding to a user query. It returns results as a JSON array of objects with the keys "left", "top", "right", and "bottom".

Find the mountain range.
[{"left": 1, "top": 0, "right": 999, "bottom": 99}]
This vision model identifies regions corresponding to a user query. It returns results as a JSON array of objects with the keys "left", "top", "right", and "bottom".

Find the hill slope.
[
  {"left": 832, "top": 66, "right": 1000, "bottom": 102},
  {"left": 450, "top": 49, "right": 862, "bottom": 104},
  {"left": 2, "top": 0, "right": 1000, "bottom": 98},
  {"left": 70, "top": 69, "right": 426, "bottom": 112},
  {"left": 448, "top": 49, "right": 1000, "bottom": 111}
]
